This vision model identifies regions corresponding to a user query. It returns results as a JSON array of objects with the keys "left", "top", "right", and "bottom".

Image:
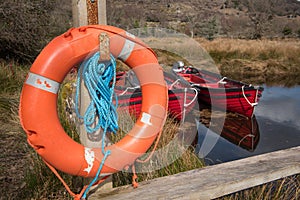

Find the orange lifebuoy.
[{"left": 19, "top": 25, "right": 168, "bottom": 177}]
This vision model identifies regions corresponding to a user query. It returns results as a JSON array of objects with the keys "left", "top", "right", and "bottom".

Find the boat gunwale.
[{"left": 174, "top": 68, "right": 264, "bottom": 92}]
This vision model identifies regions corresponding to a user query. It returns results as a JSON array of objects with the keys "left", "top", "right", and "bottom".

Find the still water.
[{"left": 196, "top": 85, "right": 300, "bottom": 165}]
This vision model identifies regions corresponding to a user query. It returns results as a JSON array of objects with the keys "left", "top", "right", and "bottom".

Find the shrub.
[
  {"left": 0, "top": 1, "right": 72, "bottom": 63},
  {"left": 282, "top": 26, "right": 292, "bottom": 36}
]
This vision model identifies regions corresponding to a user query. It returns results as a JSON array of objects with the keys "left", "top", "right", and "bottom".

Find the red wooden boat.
[
  {"left": 114, "top": 71, "right": 198, "bottom": 121},
  {"left": 172, "top": 65, "right": 264, "bottom": 118}
]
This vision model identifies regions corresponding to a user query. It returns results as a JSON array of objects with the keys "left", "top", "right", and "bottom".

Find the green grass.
[
  {"left": 0, "top": 61, "right": 203, "bottom": 199},
  {"left": 112, "top": 113, "right": 204, "bottom": 187},
  {"left": 0, "top": 61, "right": 28, "bottom": 94},
  {"left": 0, "top": 62, "right": 82, "bottom": 199}
]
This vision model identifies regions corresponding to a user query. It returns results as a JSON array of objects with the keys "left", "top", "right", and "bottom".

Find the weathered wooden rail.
[{"left": 88, "top": 146, "right": 300, "bottom": 199}]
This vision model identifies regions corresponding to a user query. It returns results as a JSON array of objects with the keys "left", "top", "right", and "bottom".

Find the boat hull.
[
  {"left": 115, "top": 71, "right": 197, "bottom": 121},
  {"left": 196, "top": 85, "right": 263, "bottom": 118},
  {"left": 173, "top": 69, "right": 264, "bottom": 118}
]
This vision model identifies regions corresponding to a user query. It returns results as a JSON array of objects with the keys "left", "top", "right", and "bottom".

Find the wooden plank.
[{"left": 88, "top": 146, "right": 300, "bottom": 200}]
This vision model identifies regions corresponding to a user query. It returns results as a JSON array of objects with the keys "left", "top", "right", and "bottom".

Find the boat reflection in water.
[
  {"left": 196, "top": 109, "right": 260, "bottom": 164},
  {"left": 218, "top": 114, "right": 259, "bottom": 152}
]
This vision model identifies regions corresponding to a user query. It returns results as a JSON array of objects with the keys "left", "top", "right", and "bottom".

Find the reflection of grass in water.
[{"left": 112, "top": 111, "right": 204, "bottom": 187}]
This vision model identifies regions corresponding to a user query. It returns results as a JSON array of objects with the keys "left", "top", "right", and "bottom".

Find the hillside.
[
  {"left": 1, "top": 0, "right": 300, "bottom": 62},
  {"left": 107, "top": 0, "right": 300, "bottom": 39}
]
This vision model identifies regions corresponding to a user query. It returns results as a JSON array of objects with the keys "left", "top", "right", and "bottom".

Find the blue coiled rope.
[
  {"left": 75, "top": 52, "right": 118, "bottom": 134},
  {"left": 74, "top": 52, "right": 118, "bottom": 199}
]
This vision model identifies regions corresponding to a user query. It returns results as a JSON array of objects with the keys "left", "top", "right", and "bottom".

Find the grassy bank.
[
  {"left": 0, "top": 62, "right": 82, "bottom": 199},
  {"left": 197, "top": 38, "right": 300, "bottom": 86},
  {"left": 0, "top": 62, "right": 29, "bottom": 199},
  {"left": 0, "top": 61, "right": 203, "bottom": 199},
  {"left": 0, "top": 37, "right": 299, "bottom": 199},
  {"left": 112, "top": 114, "right": 203, "bottom": 187}
]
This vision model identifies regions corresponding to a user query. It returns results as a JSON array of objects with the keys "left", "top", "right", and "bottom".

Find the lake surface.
[{"left": 196, "top": 85, "right": 300, "bottom": 165}]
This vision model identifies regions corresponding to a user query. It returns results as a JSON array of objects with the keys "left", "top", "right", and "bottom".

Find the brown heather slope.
[{"left": 107, "top": 0, "right": 300, "bottom": 39}]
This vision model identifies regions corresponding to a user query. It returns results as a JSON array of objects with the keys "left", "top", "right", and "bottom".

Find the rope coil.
[
  {"left": 75, "top": 52, "right": 118, "bottom": 134},
  {"left": 74, "top": 52, "right": 119, "bottom": 199}
]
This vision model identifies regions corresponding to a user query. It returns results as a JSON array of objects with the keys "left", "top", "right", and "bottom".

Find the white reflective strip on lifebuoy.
[
  {"left": 141, "top": 112, "right": 152, "bottom": 125},
  {"left": 118, "top": 38, "right": 135, "bottom": 61},
  {"left": 125, "top": 31, "right": 136, "bottom": 39},
  {"left": 25, "top": 72, "right": 60, "bottom": 94},
  {"left": 83, "top": 147, "right": 95, "bottom": 174}
]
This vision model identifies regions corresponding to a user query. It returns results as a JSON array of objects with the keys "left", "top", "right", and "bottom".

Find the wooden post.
[
  {"left": 72, "top": 0, "right": 88, "bottom": 27},
  {"left": 72, "top": 0, "right": 108, "bottom": 147},
  {"left": 72, "top": 0, "right": 112, "bottom": 190},
  {"left": 72, "top": 0, "right": 107, "bottom": 26},
  {"left": 98, "top": 0, "right": 107, "bottom": 25}
]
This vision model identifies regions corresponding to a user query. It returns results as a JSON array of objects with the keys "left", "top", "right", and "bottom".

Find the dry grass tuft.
[
  {"left": 112, "top": 113, "right": 203, "bottom": 187},
  {"left": 199, "top": 38, "right": 300, "bottom": 62},
  {"left": 217, "top": 174, "right": 300, "bottom": 200},
  {"left": 195, "top": 38, "right": 300, "bottom": 85}
]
